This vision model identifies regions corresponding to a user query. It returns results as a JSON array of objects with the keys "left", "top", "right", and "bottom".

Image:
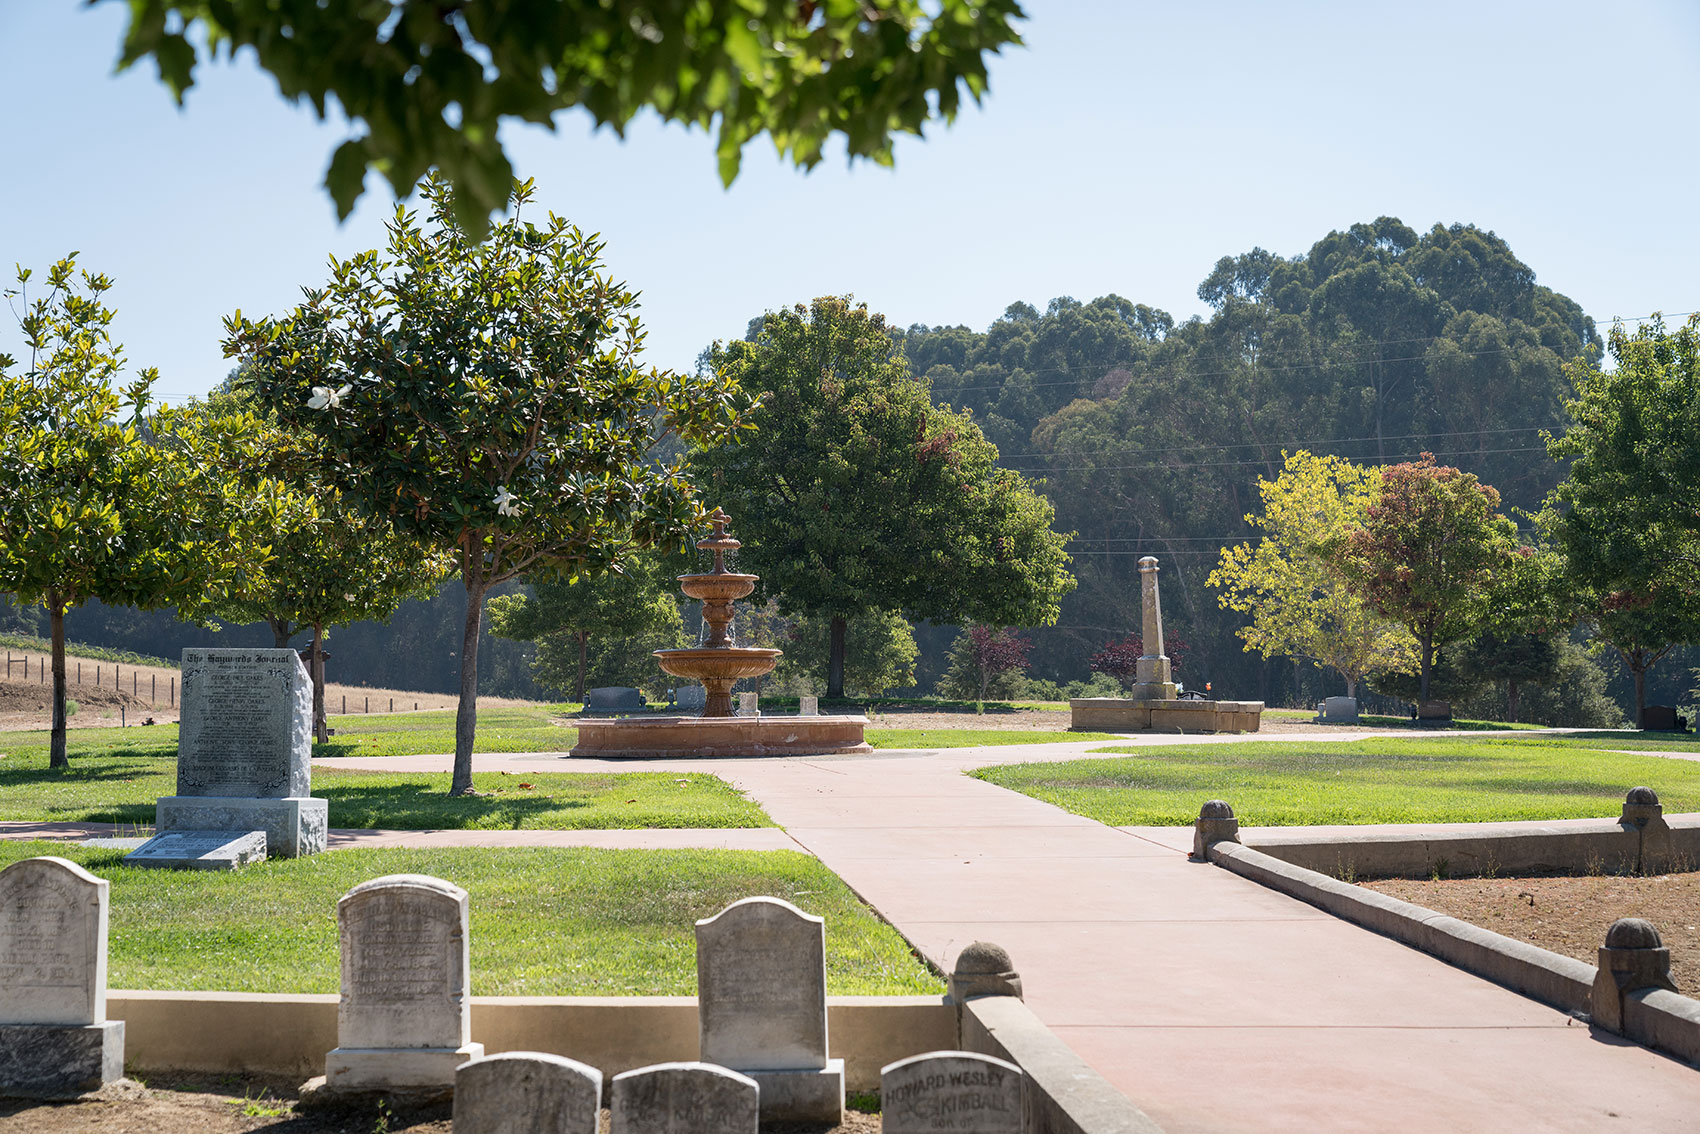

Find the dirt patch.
[
  {"left": 0, "top": 1074, "right": 881, "bottom": 1132},
  {"left": 1361, "top": 872, "right": 1700, "bottom": 995},
  {"left": 858, "top": 706, "right": 1426, "bottom": 736}
]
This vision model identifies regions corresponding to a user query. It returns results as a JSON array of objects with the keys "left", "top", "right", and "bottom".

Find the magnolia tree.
[
  {"left": 1209, "top": 451, "right": 1418, "bottom": 698},
  {"left": 0, "top": 258, "right": 284, "bottom": 767},
  {"left": 1088, "top": 632, "right": 1190, "bottom": 689},
  {"left": 227, "top": 177, "right": 753, "bottom": 794}
]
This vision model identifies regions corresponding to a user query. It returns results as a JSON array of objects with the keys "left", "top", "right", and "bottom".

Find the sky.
[{"left": 3, "top": 1, "right": 1698, "bottom": 405}]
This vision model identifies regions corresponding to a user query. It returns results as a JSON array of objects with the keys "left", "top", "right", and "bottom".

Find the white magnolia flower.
[
  {"left": 493, "top": 485, "right": 520, "bottom": 517},
  {"left": 306, "top": 383, "right": 352, "bottom": 410},
  {"left": 343, "top": 593, "right": 357, "bottom": 603}
]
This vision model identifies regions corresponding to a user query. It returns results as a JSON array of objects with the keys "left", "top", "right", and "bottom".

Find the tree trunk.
[
  {"left": 980, "top": 664, "right": 989, "bottom": 702},
  {"left": 827, "top": 615, "right": 847, "bottom": 699},
  {"left": 1633, "top": 664, "right": 1648, "bottom": 728},
  {"left": 310, "top": 623, "right": 329, "bottom": 744},
  {"left": 1345, "top": 674, "right": 1357, "bottom": 700},
  {"left": 1506, "top": 678, "right": 1521, "bottom": 725},
  {"left": 1418, "top": 631, "right": 1434, "bottom": 705},
  {"left": 49, "top": 594, "right": 68, "bottom": 770},
  {"left": 267, "top": 616, "right": 295, "bottom": 649},
  {"left": 575, "top": 629, "right": 588, "bottom": 705},
  {"left": 452, "top": 577, "right": 487, "bottom": 795}
]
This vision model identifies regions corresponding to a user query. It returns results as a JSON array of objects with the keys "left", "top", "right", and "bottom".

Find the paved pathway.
[{"left": 310, "top": 732, "right": 1700, "bottom": 1130}]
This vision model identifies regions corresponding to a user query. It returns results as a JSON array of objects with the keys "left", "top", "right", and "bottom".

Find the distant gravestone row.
[{"left": 0, "top": 859, "right": 1027, "bottom": 1128}]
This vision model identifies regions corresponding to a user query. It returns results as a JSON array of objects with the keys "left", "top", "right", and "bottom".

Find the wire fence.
[{"left": 2, "top": 652, "right": 176, "bottom": 706}]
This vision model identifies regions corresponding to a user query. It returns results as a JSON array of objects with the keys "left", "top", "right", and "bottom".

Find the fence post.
[
  {"left": 389, "top": 697, "right": 394, "bottom": 712},
  {"left": 364, "top": 696, "right": 369, "bottom": 713},
  {"left": 170, "top": 676, "right": 176, "bottom": 706},
  {"left": 342, "top": 694, "right": 346, "bottom": 714},
  {"left": 151, "top": 674, "right": 156, "bottom": 702}
]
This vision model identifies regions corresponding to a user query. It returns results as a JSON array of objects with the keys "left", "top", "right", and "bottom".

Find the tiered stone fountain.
[{"left": 570, "top": 510, "right": 871, "bottom": 759}]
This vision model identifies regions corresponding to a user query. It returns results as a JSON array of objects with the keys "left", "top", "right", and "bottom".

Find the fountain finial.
[{"left": 697, "top": 507, "right": 741, "bottom": 575}]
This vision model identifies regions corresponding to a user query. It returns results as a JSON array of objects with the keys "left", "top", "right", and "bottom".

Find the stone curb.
[
  {"left": 960, "top": 995, "right": 1165, "bottom": 1134},
  {"left": 1208, "top": 841, "right": 1594, "bottom": 1014}
]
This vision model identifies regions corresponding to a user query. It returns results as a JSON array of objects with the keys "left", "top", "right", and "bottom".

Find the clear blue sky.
[{"left": 4, "top": 1, "right": 1697, "bottom": 405}]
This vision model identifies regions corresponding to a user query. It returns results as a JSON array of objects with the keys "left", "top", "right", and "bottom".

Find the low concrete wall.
[
  {"left": 1242, "top": 813, "right": 1700, "bottom": 880},
  {"left": 107, "top": 992, "right": 953, "bottom": 1092},
  {"left": 1069, "top": 698, "right": 1263, "bottom": 734},
  {"left": 961, "top": 996, "right": 1164, "bottom": 1134}
]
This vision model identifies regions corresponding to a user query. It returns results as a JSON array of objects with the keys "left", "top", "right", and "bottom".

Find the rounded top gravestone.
[
  {"left": 336, "top": 874, "right": 472, "bottom": 1051},
  {"left": 0, "top": 856, "right": 109, "bottom": 1027},
  {"left": 695, "top": 896, "right": 828, "bottom": 1072}
]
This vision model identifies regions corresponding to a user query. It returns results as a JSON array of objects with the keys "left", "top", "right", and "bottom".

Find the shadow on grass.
[{"left": 316, "top": 779, "right": 586, "bottom": 830}]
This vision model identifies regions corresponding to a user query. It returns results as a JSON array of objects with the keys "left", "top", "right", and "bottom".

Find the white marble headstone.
[
  {"left": 176, "top": 649, "right": 313, "bottom": 798},
  {"left": 881, "top": 1051, "right": 1024, "bottom": 1133},
  {"left": 0, "top": 856, "right": 108, "bottom": 1027},
  {"left": 455, "top": 1052, "right": 602, "bottom": 1134},
  {"left": 696, "top": 897, "right": 828, "bottom": 1071},
  {"left": 610, "top": 1062, "right": 759, "bottom": 1134},
  {"left": 337, "top": 874, "right": 471, "bottom": 1050}
]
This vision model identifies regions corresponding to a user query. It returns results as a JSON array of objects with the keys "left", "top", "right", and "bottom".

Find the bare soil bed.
[
  {"left": 0, "top": 1074, "right": 879, "bottom": 1133},
  {"left": 860, "top": 705, "right": 1425, "bottom": 735},
  {"left": 1362, "top": 872, "right": 1700, "bottom": 995}
]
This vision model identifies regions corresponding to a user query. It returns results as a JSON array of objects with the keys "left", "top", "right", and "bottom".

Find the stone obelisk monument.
[{"left": 1132, "top": 556, "right": 1178, "bottom": 700}]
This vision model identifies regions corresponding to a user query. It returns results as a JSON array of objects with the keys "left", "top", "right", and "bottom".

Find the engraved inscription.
[
  {"left": 882, "top": 1057, "right": 1021, "bottom": 1134},
  {"left": 0, "top": 872, "right": 85, "bottom": 990},
  {"left": 346, "top": 900, "right": 455, "bottom": 1005},
  {"left": 176, "top": 649, "right": 311, "bottom": 798}
]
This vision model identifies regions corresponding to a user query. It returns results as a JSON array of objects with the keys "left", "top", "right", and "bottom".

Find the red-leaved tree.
[
  {"left": 944, "top": 625, "right": 1033, "bottom": 701},
  {"left": 1089, "top": 633, "right": 1189, "bottom": 689}
]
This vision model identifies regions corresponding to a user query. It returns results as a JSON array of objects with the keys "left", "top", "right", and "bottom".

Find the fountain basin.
[
  {"left": 676, "top": 573, "right": 760, "bottom": 603},
  {"left": 571, "top": 714, "right": 873, "bottom": 759}
]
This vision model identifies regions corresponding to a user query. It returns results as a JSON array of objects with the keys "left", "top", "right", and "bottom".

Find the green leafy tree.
[
  {"left": 226, "top": 176, "right": 754, "bottom": 794},
  {"left": 1208, "top": 451, "right": 1417, "bottom": 698},
  {"left": 488, "top": 556, "right": 686, "bottom": 702},
  {"left": 762, "top": 607, "right": 918, "bottom": 697},
  {"left": 1544, "top": 314, "right": 1700, "bottom": 723},
  {"left": 0, "top": 258, "right": 283, "bottom": 767},
  {"left": 113, "top": 0, "right": 1027, "bottom": 231},
  {"left": 692, "top": 297, "right": 1074, "bottom": 697},
  {"left": 1331, "top": 453, "right": 1519, "bottom": 704},
  {"left": 1456, "top": 545, "right": 1569, "bottom": 723}
]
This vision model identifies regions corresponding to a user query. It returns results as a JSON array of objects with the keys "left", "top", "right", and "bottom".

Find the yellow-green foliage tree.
[{"left": 1209, "top": 451, "right": 1417, "bottom": 698}]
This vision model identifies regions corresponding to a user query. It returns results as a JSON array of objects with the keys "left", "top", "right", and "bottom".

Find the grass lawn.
[
  {"left": 311, "top": 706, "right": 577, "bottom": 756},
  {"left": 867, "top": 728, "right": 1120, "bottom": 748},
  {"left": 0, "top": 736, "right": 770, "bottom": 830},
  {"left": 974, "top": 736, "right": 1700, "bottom": 827},
  {"left": 1261, "top": 708, "right": 1540, "bottom": 731},
  {"left": 0, "top": 841, "right": 940, "bottom": 997}
]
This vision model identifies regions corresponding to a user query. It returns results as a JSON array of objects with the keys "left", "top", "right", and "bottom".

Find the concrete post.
[
  {"left": 1620, "top": 787, "right": 1672, "bottom": 875},
  {"left": 1192, "top": 799, "right": 1240, "bottom": 860},
  {"left": 948, "top": 941, "right": 1023, "bottom": 1003},
  {"left": 1591, "top": 918, "right": 1678, "bottom": 1033}
]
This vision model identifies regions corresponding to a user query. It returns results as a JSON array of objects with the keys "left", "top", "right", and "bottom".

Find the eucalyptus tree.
[{"left": 227, "top": 176, "right": 753, "bottom": 794}]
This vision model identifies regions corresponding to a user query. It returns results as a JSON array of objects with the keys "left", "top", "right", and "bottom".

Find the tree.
[
  {"left": 114, "top": 0, "right": 1027, "bottom": 231},
  {"left": 1543, "top": 314, "right": 1700, "bottom": 723},
  {"left": 940, "top": 626, "right": 1031, "bottom": 701},
  {"left": 691, "top": 297, "right": 1074, "bottom": 697},
  {"left": 754, "top": 606, "right": 918, "bottom": 697},
  {"left": 227, "top": 176, "right": 754, "bottom": 794},
  {"left": 1087, "top": 632, "right": 1190, "bottom": 689},
  {"left": 488, "top": 556, "right": 686, "bottom": 702},
  {"left": 1208, "top": 451, "right": 1417, "bottom": 698},
  {"left": 1456, "top": 544, "right": 1569, "bottom": 723},
  {"left": 0, "top": 257, "right": 282, "bottom": 767},
  {"left": 1331, "top": 453, "right": 1519, "bottom": 704}
]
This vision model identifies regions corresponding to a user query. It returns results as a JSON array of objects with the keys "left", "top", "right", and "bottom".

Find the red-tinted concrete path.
[{"left": 308, "top": 734, "right": 1700, "bottom": 1130}]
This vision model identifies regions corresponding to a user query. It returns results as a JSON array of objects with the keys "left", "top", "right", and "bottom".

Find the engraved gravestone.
[
  {"left": 0, "top": 857, "right": 125, "bottom": 1097},
  {"left": 129, "top": 648, "right": 327, "bottom": 863},
  {"left": 610, "top": 1062, "right": 759, "bottom": 1134},
  {"left": 455, "top": 1052, "right": 603, "bottom": 1134},
  {"left": 881, "top": 1052, "right": 1024, "bottom": 1133},
  {"left": 695, "top": 896, "right": 843, "bottom": 1124},
  {"left": 324, "top": 874, "right": 483, "bottom": 1093}
]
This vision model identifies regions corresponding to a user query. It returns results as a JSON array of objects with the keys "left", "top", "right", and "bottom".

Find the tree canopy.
[
  {"left": 1209, "top": 451, "right": 1417, "bottom": 698},
  {"left": 692, "top": 296, "right": 1074, "bottom": 697},
  {"left": 0, "top": 257, "right": 284, "bottom": 766},
  {"left": 114, "top": 0, "right": 1027, "bottom": 231},
  {"left": 1331, "top": 454, "right": 1520, "bottom": 704},
  {"left": 227, "top": 175, "right": 753, "bottom": 792}
]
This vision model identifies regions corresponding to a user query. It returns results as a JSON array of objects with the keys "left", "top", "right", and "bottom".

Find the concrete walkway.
[{"left": 306, "top": 735, "right": 1700, "bottom": 1129}]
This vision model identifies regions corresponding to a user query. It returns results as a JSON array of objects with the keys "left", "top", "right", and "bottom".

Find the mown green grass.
[
  {"left": 974, "top": 737, "right": 1700, "bottom": 827},
  {"left": 311, "top": 707, "right": 577, "bottom": 756},
  {"left": 867, "top": 728, "right": 1120, "bottom": 749},
  {"left": 1495, "top": 731, "right": 1700, "bottom": 753},
  {"left": 0, "top": 841, "right": 940, "bottom": 996},
  {"left": 1261, "top": 708, "right": 1540, "bottom": 731},
  {"left": 0, "top": 739, "right": 769, "bottom": 830}
]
